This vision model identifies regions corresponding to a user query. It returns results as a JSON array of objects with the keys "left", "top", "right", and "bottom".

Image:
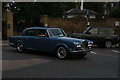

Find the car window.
[
  {"left": 98, "top": 28, "right": 114, "bottom": 34},
  {"left": 27, "top": 29, "right": 37, "bottom": 36},
  {"left": 48, "top": 29, "right": 67, "bottom": 37},
  {"left": 26, "top": 29, "right": 48, "bottom": 37},
  {"left": 88, "top": 28, "right": 98, "bottom": 34},
  {"left": 37, "top": 29, "right": 48, "bottom": 37}
]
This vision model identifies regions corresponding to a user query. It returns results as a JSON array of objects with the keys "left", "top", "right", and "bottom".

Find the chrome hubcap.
[
  {"left": 17, "top": 43, "right": 23, "bottom": 52},
  {"left": 105, "top": 41, "right": 112, "bottom": 48},
  {"left": 57, "top": 47, "right": 66, "bottom": 59}
]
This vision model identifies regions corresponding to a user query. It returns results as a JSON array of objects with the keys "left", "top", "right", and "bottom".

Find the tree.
[
  {"left": 2, "top": 2, "right": 105, "bottom": 31},
  {"left": 84, "top": 2, "right": 104, "bottom": 18},
  {"left": 2, "top": 2, "right": 75, "bottom": 31},
  {"left": 109, "top": 7, "right": 120, "bottom": 18}
]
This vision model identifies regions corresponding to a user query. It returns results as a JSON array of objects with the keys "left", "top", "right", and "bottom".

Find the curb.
[
  {"left": 0, "top": 40, "right": 9, "bottom": 46},
  {"left": 0, "top": 43, "right": 9, "bottom": 46}
]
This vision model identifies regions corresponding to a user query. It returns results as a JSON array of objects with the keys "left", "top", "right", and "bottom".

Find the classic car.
[
  {"left": 9, "top": 27, "right": 93, "bottom": 59},
  {"left": 72, "top": 27, "right": 120, "bottom": 48}
]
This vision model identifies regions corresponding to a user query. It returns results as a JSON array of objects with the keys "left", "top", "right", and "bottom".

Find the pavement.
[
  {"left": 1, "top": 39, "right": 119, "bottom": 78},
  {"left": 2, "top": 45, "right": 118, "bottom": 78},
  {"left": 0, "top": 40, "right": 9, "bottom": 46}
]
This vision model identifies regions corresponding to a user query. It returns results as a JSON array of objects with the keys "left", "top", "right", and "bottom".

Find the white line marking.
[
  {"left": 90, "top": 51, "right": 98, "bottom": 54},
  {"left": 112, "top": 50, "right": 120, "bottom": 53},
  {"left": 90, "top": 51, "right": 118, "bottom": 57}
]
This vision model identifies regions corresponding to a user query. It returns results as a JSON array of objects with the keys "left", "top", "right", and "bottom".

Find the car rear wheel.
[
  {"left": 56, "top": 46, "right": 68, "bottom": 59},
  {"left": 105, "top": 41, "right": 112, "bottom": 48},
  {"left": 16, "top": 42, "right": 24, "bottom": 52}
]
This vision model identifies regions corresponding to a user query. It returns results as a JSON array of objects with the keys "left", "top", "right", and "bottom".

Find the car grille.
[{"left": 81, "top": 41, "right": 88, "bottom": 49}]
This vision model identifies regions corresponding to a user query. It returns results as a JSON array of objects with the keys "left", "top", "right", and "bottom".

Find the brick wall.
[
  {"left": 46, "top": 17, "right": 87, "bottom": 33},
  {"left": 91, "top": 18, "right": 116, "bottom": 28},
  {"left": 41, "top": 16, "right": 120, "bottom": 35}
]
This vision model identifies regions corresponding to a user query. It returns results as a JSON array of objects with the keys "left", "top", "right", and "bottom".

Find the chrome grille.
[{"left": 81, "top": 41, "right": 88, "bottom": 48}]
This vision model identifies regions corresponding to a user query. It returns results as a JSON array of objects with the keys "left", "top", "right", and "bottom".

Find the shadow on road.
[
  {"left": 2, "top": 46, "right": 88, "bottom": 61},
  {"left": 24, "top": 49, "right": 88, "bottom": 60}
]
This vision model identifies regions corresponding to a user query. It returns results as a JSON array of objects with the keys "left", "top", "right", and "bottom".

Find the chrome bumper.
[
  {"left": 9, "top": 43, "right": 16, "bottom": 47},
  {"left": 70, "top": 48, "right": 92, "bottom": 54},
  {"left": 70, "top": 49, "right": 91, "bottom": 53}
]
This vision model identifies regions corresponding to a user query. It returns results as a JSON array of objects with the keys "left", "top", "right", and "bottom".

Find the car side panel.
[
  {"left": 34, "top": 37, "right": 73, "bottom": 53},
  {"left": 32, "top": 37, "right": 56, "bottom": 52}
]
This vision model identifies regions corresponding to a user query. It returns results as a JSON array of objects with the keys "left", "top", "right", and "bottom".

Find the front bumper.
[
  {"left": 69, "top": 48, "right": 92, "bottom": 54},
  {"left": 9, "top": 43, "right": 16, "bottom": 47}
]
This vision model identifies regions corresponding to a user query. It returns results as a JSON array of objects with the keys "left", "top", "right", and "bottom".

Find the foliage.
[
  {"left": 2, "top": 2, "right": 75, "bottom": 31},
  {"left": 84, "top": 2, "right": 104, "bottom": 18},
  {"left": 2, "top": 2, "right": 105, "bottom": 31},
  {"left": 109, "top": 7, "right": 120, "bottom": 18}
]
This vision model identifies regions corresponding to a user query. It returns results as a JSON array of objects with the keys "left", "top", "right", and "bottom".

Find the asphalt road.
[{"left": 2, "top": 45, "right": 119, "bottom": 78}]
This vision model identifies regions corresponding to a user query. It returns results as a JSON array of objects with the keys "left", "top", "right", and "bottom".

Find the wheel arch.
[
  {"left": 104, "top": 39, "right": 113, "bottom": 44},
  {"left": 54, "top": 43, "right": 69, "bottom": 52},
  {"left": 16, "top": 40, "right": 26, "bottom": 52},
  {"left": 16, "top": 40, "right": 25, "bottom": 47},
  {"left": 54, "top": 43, "right": 70, "bottom": 59}
]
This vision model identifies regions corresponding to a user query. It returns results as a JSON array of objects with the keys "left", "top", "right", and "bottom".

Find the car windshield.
[{"left": 48, "top": 29, "right": 67, "bottom": 37}]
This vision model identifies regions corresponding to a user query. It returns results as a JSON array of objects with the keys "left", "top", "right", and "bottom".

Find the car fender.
[
  {"left": 16, "top": 40, "right": 25, "bottom": 47},
  {"left": 55, "top": 43, "right": 69, "bottom": 51},
  {"left": 104, "top": 37, "right": 113, "bottom": 43},
  {"left": 105, "top": 37, "right": 112, "bottom": 40}
]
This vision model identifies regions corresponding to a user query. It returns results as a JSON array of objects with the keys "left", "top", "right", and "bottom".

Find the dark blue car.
[{"left": 9, "top": 27, "right": 93, "bottom": 59}]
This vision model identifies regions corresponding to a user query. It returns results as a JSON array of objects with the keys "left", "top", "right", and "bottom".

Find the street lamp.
[
  {"left": 5, "top": 3, "right": 10, "bottom": 11},
  {"left": 86, "top": 9, "right": 90, "bottom": 27},
  {"left": 114, "top": 19, "right": 120, "bottom": 35},
  {"left": 81, "top": 0, "right": 84, "bottom": 10},
  {"left": 115, "top": 20, "right": 120, "bottom": 27},
  {"left": 12, "top": 0, "right": 15, "bottom": 3},
  {"left": 44, "top": 24, "right": 48, "bottom": 27}
]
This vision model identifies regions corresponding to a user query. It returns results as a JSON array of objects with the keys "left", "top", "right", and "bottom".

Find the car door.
[
  {"left": 96, "top": 28, "right": 114, "bottom": 44},
  {"left": 34, "top": 29, "right": 55, "bottom": 52},
  {"left": 83, "top": 28, "right": 98, "bottom": 43},
  {"left": 23, "top": 29, "right": 38, "bottom": 49}
]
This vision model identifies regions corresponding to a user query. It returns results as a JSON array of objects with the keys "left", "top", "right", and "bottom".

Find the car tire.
[
  {"left": 56, "top": 46, "right": 68, "bottom": 59},
  {"left": 105, "top": 40, "right": 112, "bottom": 48},
  {"left": 16, "top": 42, "right": 24, "bottom": 52}
]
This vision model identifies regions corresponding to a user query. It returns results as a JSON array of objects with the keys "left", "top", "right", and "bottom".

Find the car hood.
[{"left": 56, "top": 37, "right": 93, "bottom": 43}]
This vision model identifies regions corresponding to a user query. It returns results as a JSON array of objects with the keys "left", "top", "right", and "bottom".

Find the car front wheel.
[
  {"left": 56, "top": 46, "right": 68, "bottom": 59},
  {"left": 105, "top": 41, "right": 112, "bottom": 48},
  {"left": 16, "top": 42, "right": 24, "bottom": 52}
]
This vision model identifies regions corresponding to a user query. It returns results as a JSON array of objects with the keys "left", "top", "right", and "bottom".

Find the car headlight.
[
  {"left": 74, "top": 42, "right": 81, "bottom": 47},
  {"left": 88, "top": 42, "right": 93, "bottom": 47}
]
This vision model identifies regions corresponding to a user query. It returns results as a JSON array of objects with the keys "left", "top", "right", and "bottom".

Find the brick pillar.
[{"left": 2, "top": 10, "right": 13, "bottom": 39}]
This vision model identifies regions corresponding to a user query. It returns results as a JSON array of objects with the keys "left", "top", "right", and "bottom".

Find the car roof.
[
  {"left": 25, "top": 27, "right": 60, "bottom": 30},
  {"left": 90, "top": 26, "right": 114, "bottom": 29}
]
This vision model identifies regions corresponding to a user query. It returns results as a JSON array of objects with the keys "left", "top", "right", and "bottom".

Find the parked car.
[
  {"left": 72, "top": 27, "right": 120, "bottom": 48},
  {"left": 9, "top": 27, "right": 93, "bottom": 59}
]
